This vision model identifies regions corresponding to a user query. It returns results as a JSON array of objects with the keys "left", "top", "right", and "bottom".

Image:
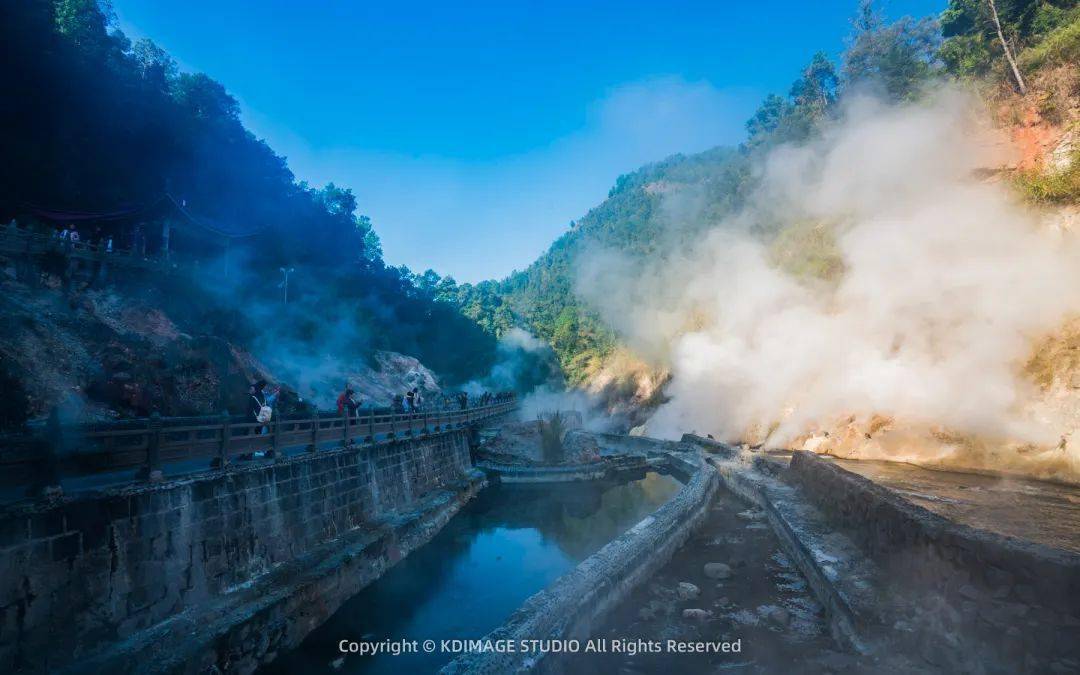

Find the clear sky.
[{"left": 110, "top": 0, "right": 943, "bottom": 282}]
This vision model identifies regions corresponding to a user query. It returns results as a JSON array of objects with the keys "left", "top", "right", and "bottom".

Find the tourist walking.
[{"left": 337, "top": 386, "right": 353, "bottom": 416}]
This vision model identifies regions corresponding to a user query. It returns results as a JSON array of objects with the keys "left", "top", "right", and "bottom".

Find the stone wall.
[
  {"left": 0, "top": 430, "right": 472, "bottom": 673},
  {"left": 787, "top": 450, "right": 1080, "bottom": 666}
]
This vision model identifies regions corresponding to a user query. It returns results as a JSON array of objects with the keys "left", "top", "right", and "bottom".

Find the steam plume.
[{"left": 578, "top": 90, "right": 1080, "bottom": 477}]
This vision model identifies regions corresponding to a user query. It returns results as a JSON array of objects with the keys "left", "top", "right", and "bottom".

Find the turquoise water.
[{"left": 265, "top": 472, "right": 682, "bottom": 674}]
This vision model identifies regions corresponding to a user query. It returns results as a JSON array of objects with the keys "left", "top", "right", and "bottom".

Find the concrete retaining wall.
[
  {"left": 442, "top": 448, "right": 717, "bottom": 674},
  {"left": 787, "top": 450, "right": 1080, "bottom": 664},
  {"left": 0, "top": 430, "right": 473, "bottom": 673}
]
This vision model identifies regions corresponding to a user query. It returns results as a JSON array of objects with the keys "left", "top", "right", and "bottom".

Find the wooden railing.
[
  {"left": 0, "top": 399, "right": 517, "bottom": 495},
  {"left": 0, "top": 226, "right": 195, "bottom": 275}
]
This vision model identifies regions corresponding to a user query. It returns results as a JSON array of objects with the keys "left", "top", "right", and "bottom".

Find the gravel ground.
[{"left": 571, "top": 488, "right": 918, "bottom": 674}]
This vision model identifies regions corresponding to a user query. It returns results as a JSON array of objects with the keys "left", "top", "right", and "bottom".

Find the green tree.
[
  {"left": 939, "top": 0, "right": 1075, "bottom": 90},
  {"left": 174, "top": 72, "right": 241, "bottom": 121},
  {"left": 746, "top": 94, "right": 790, "bottom": 141},
  {"left": 843, "top": 0, "right": 941, "bottom": 101},
  {"left": 54, "top": 0, "right": 112, "bottom": 52},
  {"left": 132, "top": 38, "right": 177, "bottom": 90},
  {"left": 790, "top": 52, "right": 839, "bottom": 110}
]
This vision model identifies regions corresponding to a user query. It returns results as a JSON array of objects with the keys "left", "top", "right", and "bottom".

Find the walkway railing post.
[
  {"left": 214, "top": 411, "right": 231, "bottom": 469},
  {"left": 389, "top": 411, "right": 395, "bottom": 439},
  {"left": 137, "top": 412, "right": 163, "bottom": 482},
  {"left": 31, "top": 407, "right": 63, "bottom": 500},
  {"left": 308, "top": 410, "right": 319, "bottom": 453},
  {"left": 270, "top": 412, "right": 282, "bottom": 461},
  {"left": 344, "top": 410, "right": 351, "bottom": 447},
  {"left": 367, "top": 408, "right": 375, "bottom": 442}
]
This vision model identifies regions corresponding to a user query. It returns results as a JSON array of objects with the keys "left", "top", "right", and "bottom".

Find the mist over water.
[{"left": 577, "top": 90, "right": 1080, "bottom": 468}]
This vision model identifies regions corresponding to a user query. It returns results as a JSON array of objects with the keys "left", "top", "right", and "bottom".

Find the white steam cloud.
[{"left": 578, "top": 90, "right": 1080, "bottom": 453}]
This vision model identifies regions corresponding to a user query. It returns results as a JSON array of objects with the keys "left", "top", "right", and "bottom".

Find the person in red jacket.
[{"left": 336, "top": 386, "right": 358, "bottom": 417}]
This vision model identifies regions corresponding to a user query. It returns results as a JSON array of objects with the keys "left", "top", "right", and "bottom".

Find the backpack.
[{"left": 253, "top": 396, "right": 272, "bottom": 424}]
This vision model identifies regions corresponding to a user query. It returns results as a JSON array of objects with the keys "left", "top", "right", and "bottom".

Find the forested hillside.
[
  {"left": 484, "top": 0, "right": 1080, "bottom": 390},
  {"left": 0, "top": 1, "right": 520, "bottom": 424}
]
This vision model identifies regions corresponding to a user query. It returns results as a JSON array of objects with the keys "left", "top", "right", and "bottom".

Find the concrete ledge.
[
  {"left": 787, "top": 451, "right": 1080, "bottom": 663},
  {"left": 679, "top": 434, "right": 735, "bottom": 457},
  {"left": 442, "top": 445, "right": 717, "bottom": 674},
  {"left": 476, "top": 460, "right": 609, "bottom": 483},
  {"left": 74, "top": 470, "right": 487, "bottom": 674},
  {"left": 700, "top": 449, "right": 879, "bottom": 654},
  {"left": 477, "top": 455, "right": 650, "bottom": 484},
  {"left": 589, "top": 432, "right": 686, "bottom": 455}
]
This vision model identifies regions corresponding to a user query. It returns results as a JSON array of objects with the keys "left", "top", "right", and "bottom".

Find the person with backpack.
[
  {"left": 405, "top": 389, "right": 416, "bottom": 413},
  {"left": 337, "top": 386, "right": 355, "bottom": 417},
  {"left": 249, "top": 380, "right": 276, "bottom": 436}
]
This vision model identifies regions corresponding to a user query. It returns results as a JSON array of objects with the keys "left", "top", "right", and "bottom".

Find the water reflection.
[{"left": 264, "top": 471, "right": 681, "bottom": 674}]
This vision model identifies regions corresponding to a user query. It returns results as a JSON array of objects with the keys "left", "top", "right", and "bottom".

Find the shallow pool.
[{"left": 264, "top": 471, "right": 682, "bottom": 674}]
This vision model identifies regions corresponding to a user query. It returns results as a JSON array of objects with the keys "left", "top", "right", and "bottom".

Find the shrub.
[
  {"left": 1015, "top": 146, "right": 1080, "bottom": 204},
  {"left": 539, "top": 411, "right": 566, "bottom": 464},
  {"left": 767, "top": 220, "right": 846, "bottom": 284},
  {"left": 1020, "top": 15, "right": 1080, "bottom": 73}
]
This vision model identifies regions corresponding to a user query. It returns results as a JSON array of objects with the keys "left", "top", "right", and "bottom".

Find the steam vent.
[{"left": 4, "top": 1, "right": 1080, "bottom": 673}]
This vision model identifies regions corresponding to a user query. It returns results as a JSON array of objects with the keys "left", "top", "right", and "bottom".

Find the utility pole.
[{"left": 279, "top": 267, "right": 295, "bottom": 304}]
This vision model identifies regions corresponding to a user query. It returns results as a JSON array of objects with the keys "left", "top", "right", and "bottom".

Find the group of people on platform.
[
  {"left": 52, "top": 223, "right": 115, "bottom": 253},
  {"left": 335, "top": 386, "right": 513, "bottom": 419},
  {"left": 245, "top": 379, "right": 513, "bottom": 431},
  {"left": 51, "top": 222, "right": 150, "bottom": 257},
  {"left": 213, "top": 379, "right": 515, "bottom": 462},
  {"left": 3, "top": 218, "right": 154, "bottom": 258}
]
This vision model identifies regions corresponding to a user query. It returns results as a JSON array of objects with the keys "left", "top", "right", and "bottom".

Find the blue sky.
[{"left": 111, "top": 0, "right": 943, "bottom": 282}]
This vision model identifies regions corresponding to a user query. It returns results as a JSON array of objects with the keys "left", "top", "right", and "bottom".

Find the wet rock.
[
  {"left": 637, "top": 599, "right": 668, "bottom": 621},
  {"left": 760, "top": 605, "right": 790, "bottom": 628},
  {"left": 682, "top": 608, "right": 712, "bottom": 622},
  {"left": 563, "top": 430, "right": 602, "bottom": 462},
  {"left": 958, "top": 584, "right": 980, "bottom": 601},
  {"left": 985, "top": 566, "right": 1013, "bottom": 589},
  {"left": 676, "top": 582, "right": 700, "bottom": 601},
  {"left": 1015, "top": 585, "right": 1037, "bottom": 603},
  {"left": 704, "top": 562, "right": 732, "bottom": 579}
]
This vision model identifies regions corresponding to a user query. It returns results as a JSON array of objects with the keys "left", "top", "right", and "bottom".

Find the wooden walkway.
[{"left": 0, "top": 400, "right": 517, "bottom": 500}]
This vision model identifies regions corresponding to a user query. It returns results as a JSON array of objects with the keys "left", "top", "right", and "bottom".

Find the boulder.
[
  {"left": 563, "top": 430, "right": 602, "bottom": 463},
  {"left": 676, "top": 582, "right": 700, "bottom": 601},
  {"left": 682, "top": 608, "right": 712, "bottom": 623},
  {"left": 704, "top": 562, "right": 732, "bottom": 580},
  {"left": 761, "top": 606, "right": 790, "bottom": 628}
]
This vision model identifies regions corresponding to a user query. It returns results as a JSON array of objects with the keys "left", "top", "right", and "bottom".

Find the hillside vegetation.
[
  {"left": 485, "top": 0, "right": 1080, "bottom": 394},
  {"left": 0, "top": 1, "right": 516, "bottom": 426}
]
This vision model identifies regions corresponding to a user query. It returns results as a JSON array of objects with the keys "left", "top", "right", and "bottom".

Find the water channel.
[{"left": 265, "top": 470, "right": 683, "bottom": 674}]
